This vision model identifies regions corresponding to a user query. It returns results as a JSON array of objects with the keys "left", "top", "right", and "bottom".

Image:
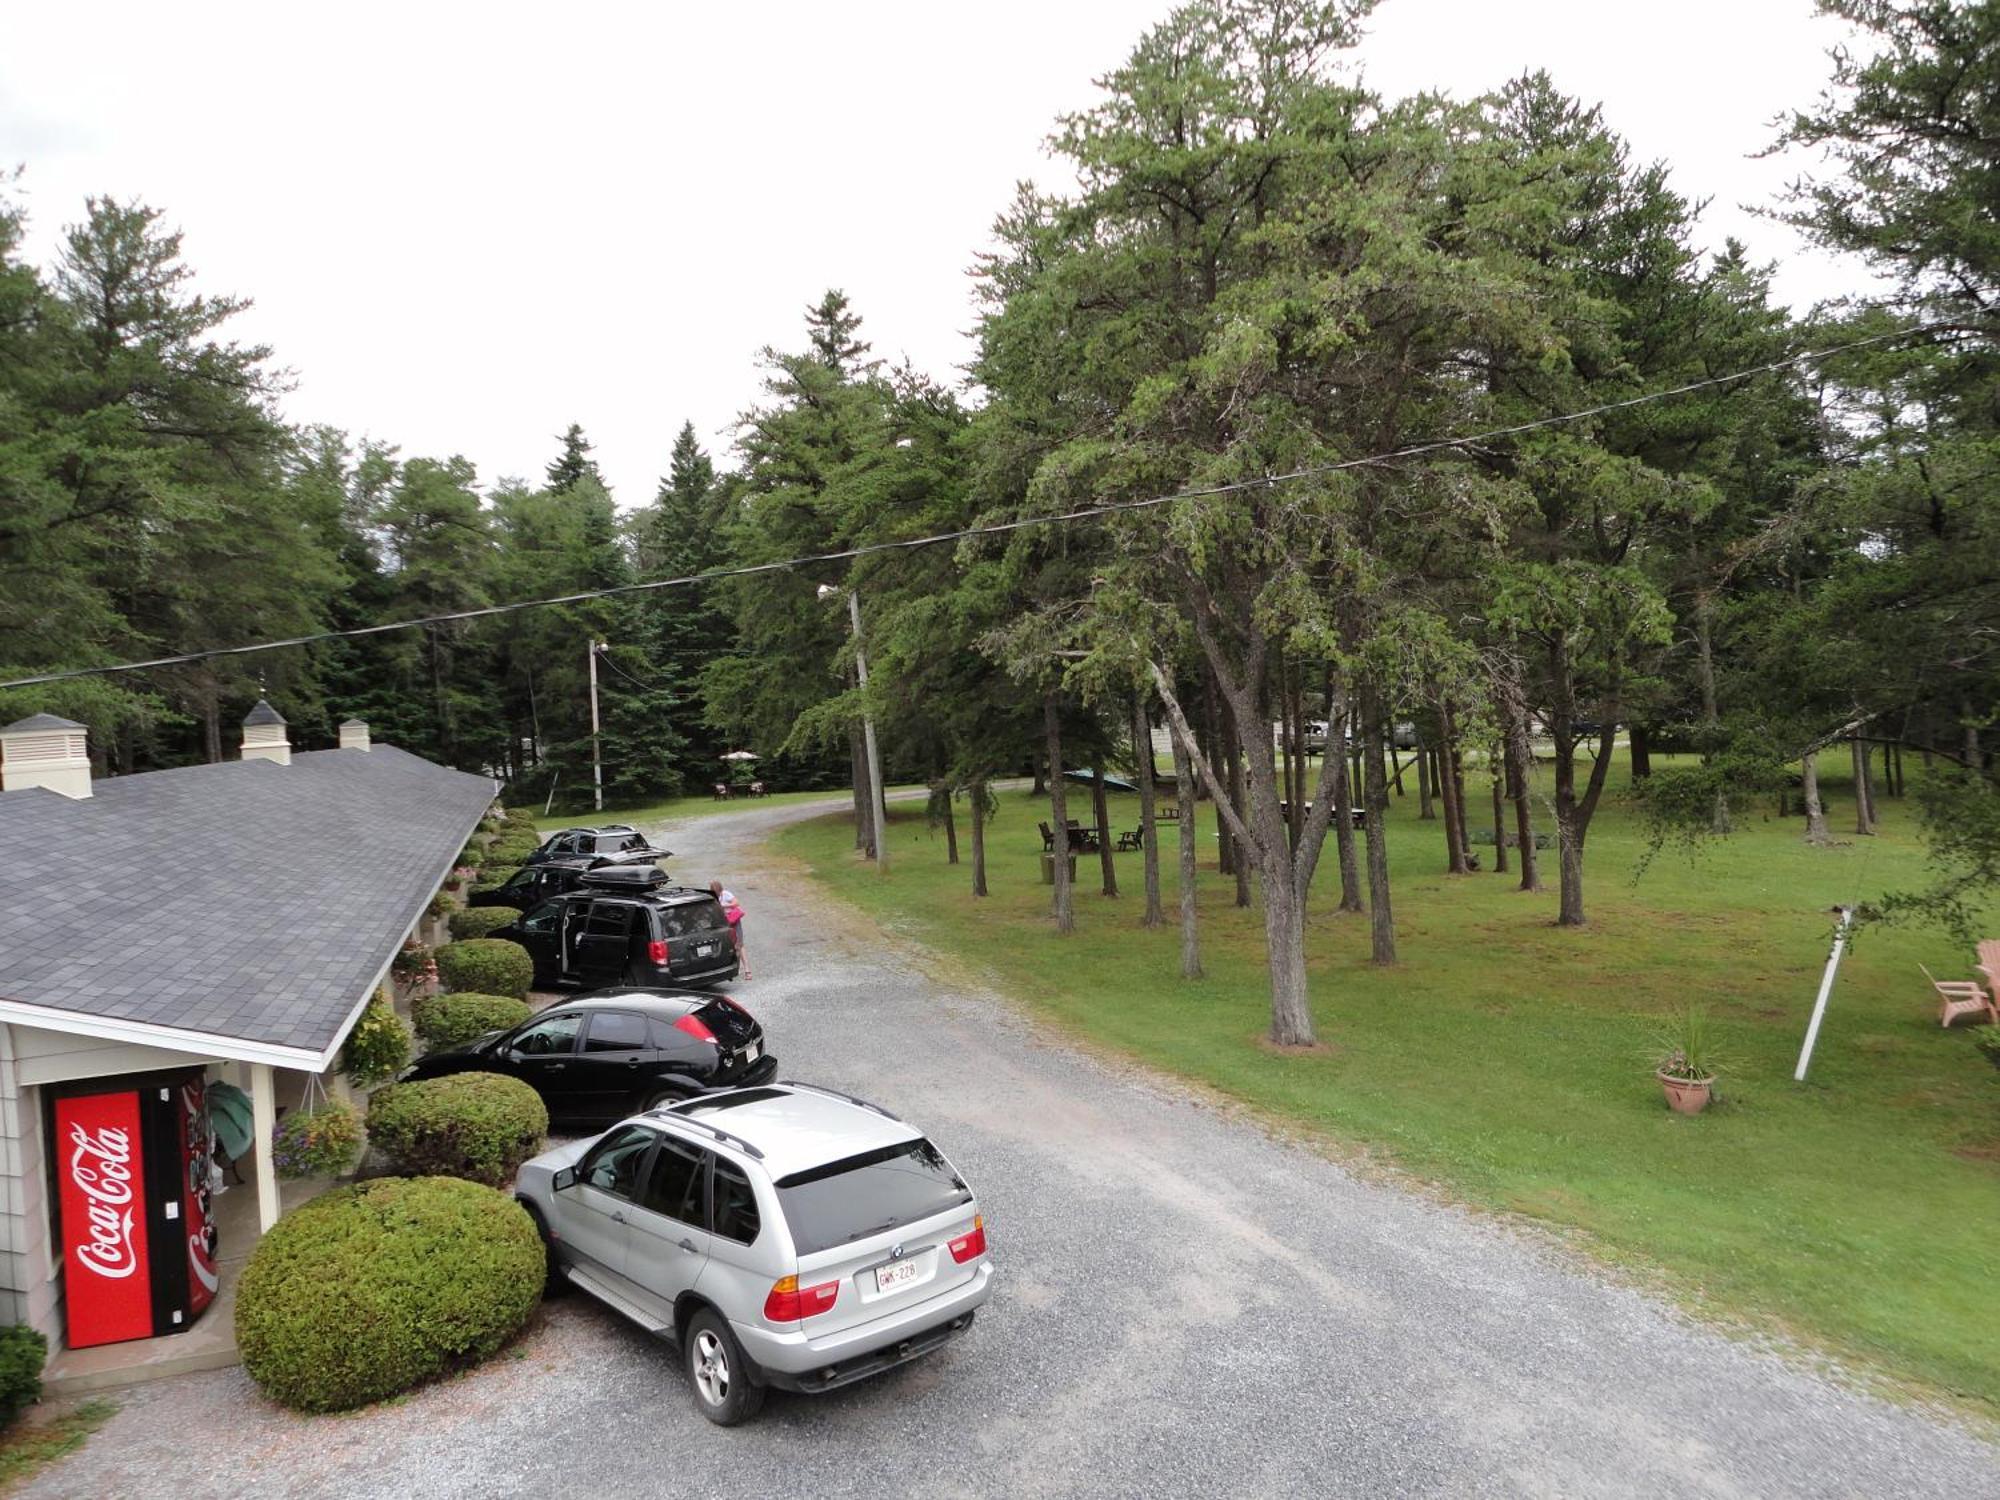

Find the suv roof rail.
[
  {"left": 646, "top": 1108, "right": 766, "bottom": 1161},
  {"left": 776, "top": 1080, "right": 902, "bottom": 1122}
]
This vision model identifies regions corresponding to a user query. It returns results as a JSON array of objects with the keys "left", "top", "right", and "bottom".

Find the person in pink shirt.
[{"left": 709, "top": 880, "right": 750, "bottom": 979}]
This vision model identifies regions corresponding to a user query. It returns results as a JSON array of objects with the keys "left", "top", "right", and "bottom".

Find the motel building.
[{"left": 0, "top": 706, "right": 493, "bottom": 1387}]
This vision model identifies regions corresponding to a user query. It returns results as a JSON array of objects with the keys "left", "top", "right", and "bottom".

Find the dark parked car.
[
  {"left": 467, "top": 852, "right": 663, "bottom": 910},
  {"left": 400, "top": 990, "right": 774, "bottom": 1123},
  {"left": 525, "top": 824, "right": 667, "bottom": 866},
  {"left": 497, "top": 878, "right": 740, "bottom": 990}
]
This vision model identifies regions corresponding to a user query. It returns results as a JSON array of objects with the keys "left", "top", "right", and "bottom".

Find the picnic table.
[{"left": 1279, "top": 800, "right": 1366, "bottom": 828}]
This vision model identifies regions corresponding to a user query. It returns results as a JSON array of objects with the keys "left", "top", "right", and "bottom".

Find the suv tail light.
[
  {"left": 763, "top": 1274, "right": 840, "bottom": 1323},
  {"left": 647, "top": 939, "right": 669, "bottom": 965},
  {"left": 947, "top": 1215, "right": 987, "bottom": 1264},
  {"left": 672, "top": 1013, "right": 715, "bottom": 1043}
]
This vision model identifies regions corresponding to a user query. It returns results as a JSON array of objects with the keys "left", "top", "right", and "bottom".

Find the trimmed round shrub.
[
  {"left": 341, "top": 995, "right": 412, "bottom": 1088},
  {"left": 271, "top": 1100, "right": 364, "bottom": 1180},
  {"left": 235, "top": 1176, "right": 542, "bottom": 1412},
  {"left": 448, "top": 905, "right": 519, "bottom": 941},
  {"left": 413, "top": 992, "right": 532, "bottom": 1048},
  {"left": 365, "top": 1072, "right": 548, "bottom": 1186},
  {"left": 0, "top": 1325, "right": 46, "bottom": 1427},
  {"left": 503, "top": 808, "right": 539, "bottom": 834},
  {"left": 434, "top": 939, "right": 534, "bottom": 999}
]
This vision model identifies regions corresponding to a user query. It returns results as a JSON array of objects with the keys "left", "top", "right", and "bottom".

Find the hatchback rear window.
[
  {"left": 775, "top": 1141, "right": 971, "bottom": 1255},
  {"left": 659, "top": 899, "right": 728, "bottom": 937}
]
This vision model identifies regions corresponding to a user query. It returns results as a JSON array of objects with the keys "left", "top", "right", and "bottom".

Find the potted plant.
[{"left": 1655, "top": 1004, "right": 1721, "bottom": 1115}]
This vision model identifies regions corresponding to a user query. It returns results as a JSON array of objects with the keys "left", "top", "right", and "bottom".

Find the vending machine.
[{"left": 50, "top": 1068, "right": 220, "bottom": 1349}]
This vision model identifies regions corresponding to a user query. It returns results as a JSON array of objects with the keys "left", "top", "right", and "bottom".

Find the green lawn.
[{"left": 774, "top": 755, "right": 2000, "bottom": 1412}]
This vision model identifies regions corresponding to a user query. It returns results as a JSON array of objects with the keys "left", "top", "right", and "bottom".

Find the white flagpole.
[{"left": 1794, "top": 906, "right": 1853, "bottom": 1082}]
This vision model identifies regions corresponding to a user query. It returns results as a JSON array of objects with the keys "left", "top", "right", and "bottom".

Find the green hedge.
[
  {"left": 413, "top": 992, "right": 532, "bottom": 1048},
  {"left": 448, "top": 906, "right": 519, "bottom": 941},
  {"left": 434, "top": 939, "right": 534, "bottom": 999},
  {"left": 365, "top": 1072, "right": 548, "bottom": 1186},
  {"left": 0, "top": 1325, "right": 45, "bottom": 1427},
  {"left": 235, "top": 1176, "right": 541, "bottom": 1412}
]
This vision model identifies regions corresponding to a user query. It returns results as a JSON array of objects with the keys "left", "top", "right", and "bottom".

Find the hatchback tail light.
[
  {"left": 647, "top": 939, "right": 669, "bottom": 965},
  {"left": 947, "top": 1215, "right": 987, "bottom": 1264},
  {"left": 763, "top": 1274, "right": 840, "bottom": 1323},
  {"left": 672, "top": 1013, "right": 715, "bottom": 1043}
]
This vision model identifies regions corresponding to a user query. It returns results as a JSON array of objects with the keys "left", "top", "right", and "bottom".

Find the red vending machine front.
[{"left": 53, "top": 1068, "right": 219, "bottom": 1349}]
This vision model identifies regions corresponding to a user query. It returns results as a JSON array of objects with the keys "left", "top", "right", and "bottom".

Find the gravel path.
[{"left": 25, "top": 795, "right": 1999, "bottom": 1498}]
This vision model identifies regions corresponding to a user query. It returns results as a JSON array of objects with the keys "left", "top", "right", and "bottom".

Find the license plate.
[
  {"left": 695, "top": 943, "right": 717, "bottom": 957},
  {"left": 875, "top": 1258, "right": 923, "bottom": 1294},
  {"left": 742, "top": 1041, "right": 761, "bottom": 1064}
]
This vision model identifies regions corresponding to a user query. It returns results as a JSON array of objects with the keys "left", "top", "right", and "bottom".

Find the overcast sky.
[{"left": 3, "top": 1, "right": 1867, "bottom": 505}]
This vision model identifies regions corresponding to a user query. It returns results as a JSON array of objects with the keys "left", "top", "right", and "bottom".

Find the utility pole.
[
  {"left": 821, "top": 584, "right": 888, "bottom": 872},
  {"left": 587, "top": 639, "right": 605, "bottom": 813}
]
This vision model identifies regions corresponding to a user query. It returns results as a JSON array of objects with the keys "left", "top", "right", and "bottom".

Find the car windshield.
[{"left": 774, "top": 1140, "right": 971, "bottom": 1255}]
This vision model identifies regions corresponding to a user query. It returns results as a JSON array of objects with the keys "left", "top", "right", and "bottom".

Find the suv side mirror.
[{"left": 552, "top": 1166, "right": 577, "bottom": 1193}]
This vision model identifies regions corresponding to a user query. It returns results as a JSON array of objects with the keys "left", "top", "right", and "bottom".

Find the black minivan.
[
  {"left": 466, "top": 853, "right": 662, "bottom": 911},
  {"left": 497, "top": 874, "right": 739, "bottom": 990}
]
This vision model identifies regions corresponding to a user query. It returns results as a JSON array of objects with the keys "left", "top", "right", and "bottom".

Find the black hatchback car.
[
  {"left": 496, "top": 878, "right": 739, "bottom": 990},
  {"left": 400, "top": 990, "right": 774, "bottom": 1124},
  {"left": 525, "top": 825, "right": 667, "bottom": 866}
]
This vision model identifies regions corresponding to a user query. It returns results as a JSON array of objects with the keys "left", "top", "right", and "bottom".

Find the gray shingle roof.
[
  {"left": 2, "top": 713, "right": 86, "bottom": 733},
  {"left": 242, "top": 699, "right": 287, "bottom": 727},
  {"left": 0, "top": 746, "right": 494, "bottom": 1055}
]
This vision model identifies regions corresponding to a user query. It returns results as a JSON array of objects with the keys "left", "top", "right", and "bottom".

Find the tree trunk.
[
  {"left": 1501, "top": 681, "right": 1542, "bottom": 892},
  {"left": 1092, "top": 766, "right": 1118, "bottom": 898},
  {"left": 1491, "top": 763, "right": 1509, "bottom": 875},
  {"left": 1851, "top": 739, "right": 1874, "bottom": 835},
  {"left": 1629, "top": 723, "right": 1652, "bottom": 778},
  {"left": 1204, "top": 675, "right": 1232, "bottom": 878},
  {"left": 1171, "top": 716, "right": 1201, "bottom": 979},
  {"left": 1416, "top": 731, "right": 1434, "bottom": 819},
  {"left": 941, "top": 785, "right": 959, "bottom": 866},
  {"left": 1223, "top": 696, "right": 1251, "bottom": 909},
  {"left": 1360, "top": 687, "right": 1396, "bottom": 964},
  {"left": 202, "top": 693, "right": 222, "bottom": 765},
  {"left": 1438, "top": 700, "right": 1468, "bottom": 875},
  {"left": 1330, "top": 706, "right": 1364, "bottom": 914},
  {"left": 850, "top": 728, "right": 871, "bottom": 853},
  {"left": 969, "top": 777, "right": 989, "bottom": 895},
  {"left": 1801, "top": 752, "right": 1831, "bottom": 845},
  {"left": 1029, "top": 750, "right": 1045, "bottom": 798},
  {"left": 1045, "top": 695, "right": 1073, "bottom": 935},
  {"left": 1389, "top": 743, "right": 1406, "bottom": 797},
  {"left": 1134, "top": 695, "right": 1163, "bottom": 928}
]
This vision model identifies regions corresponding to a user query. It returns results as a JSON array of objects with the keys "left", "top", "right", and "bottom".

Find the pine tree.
[{"left": 545, "top": 422, "right": 604, "bottom": 494}]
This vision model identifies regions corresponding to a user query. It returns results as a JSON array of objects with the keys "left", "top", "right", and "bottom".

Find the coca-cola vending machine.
[{"left": 50, "top": 1068, "right": 220, "bottom": 1349}]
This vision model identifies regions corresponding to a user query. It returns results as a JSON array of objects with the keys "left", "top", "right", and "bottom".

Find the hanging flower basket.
[{"left": 271, "top": 1095, "right": 363, "bottom": 1180}]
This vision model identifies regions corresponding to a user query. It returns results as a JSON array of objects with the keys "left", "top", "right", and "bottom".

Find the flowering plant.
[
  {"left": 342, "top": 995, "right": 412, "bottom": 1088},
  {"left": 391, "top": 943, "right": 438, "bottom": 988},
  {"left": 271, "top": 1099, "right": 363, "bottom": 1180}
]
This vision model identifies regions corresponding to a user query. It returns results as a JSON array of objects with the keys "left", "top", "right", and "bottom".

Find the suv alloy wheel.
[{"left": 684, "top": 1307, "right": 765, "bottom": 1425}]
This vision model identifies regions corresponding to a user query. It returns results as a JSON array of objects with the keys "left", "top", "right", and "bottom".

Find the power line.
[{"left": 0, "top": 320, "right": 1956, "bottom": 693}]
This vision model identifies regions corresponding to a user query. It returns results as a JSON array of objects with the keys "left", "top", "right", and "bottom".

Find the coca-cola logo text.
[{"left": 68, "top": 1123, "right": 139, "bottom": 1280}]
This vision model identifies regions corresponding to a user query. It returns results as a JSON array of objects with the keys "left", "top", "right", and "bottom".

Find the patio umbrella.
[
  {"left": 720, "top": 750, "right": 759, "bottom": 761},
  {"left": 206, "top": 1081, "right": 255, "bottom": 1161}
]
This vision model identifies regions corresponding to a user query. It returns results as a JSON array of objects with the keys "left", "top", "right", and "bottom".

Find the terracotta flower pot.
[{"left": 1657, "top": 1071, "right": 1715, "bottom": 1115}]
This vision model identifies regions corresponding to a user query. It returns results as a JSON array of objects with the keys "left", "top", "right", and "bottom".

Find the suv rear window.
[
  {"left": 774, "top": 1141, "right": 972, "bottom": 1255},
  {"left": 658, "top": 898, "right": 728, "bottom": 938}
]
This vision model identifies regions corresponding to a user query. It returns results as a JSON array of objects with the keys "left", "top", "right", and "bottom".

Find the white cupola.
[
  {"left": 241, "top": 700, "right": 292, "bottom": 766},
  {"left": 0, "top": 713, "right": 93, "bottom": 799}
]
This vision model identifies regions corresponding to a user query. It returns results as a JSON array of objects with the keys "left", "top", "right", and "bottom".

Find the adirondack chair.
[
  {"left": 1920, "top": 962, "right": 1997, "bottom": 1028},
  {"left": 1038, "top": 821, "right": 1057, "bottom": 852},
  {"left": 1977, "top": 940, "right": 2000, "bottom": 1017},
  {"left": 1116, "top": 826, "right": 1144, "bottom": 852}
]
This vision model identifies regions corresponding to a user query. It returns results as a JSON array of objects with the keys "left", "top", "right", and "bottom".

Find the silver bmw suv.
[{"left": 514, "top": 1081, "right": 993, "bottom": 1424}]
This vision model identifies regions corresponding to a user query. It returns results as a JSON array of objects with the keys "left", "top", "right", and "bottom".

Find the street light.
[{"left": 819, "top": 583, "right": 888, "bottom": 872}]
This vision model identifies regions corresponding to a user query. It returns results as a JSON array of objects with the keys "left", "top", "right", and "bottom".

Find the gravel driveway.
[{"left": 25, "top": 795, "right": 1998, "bottom": 1498}]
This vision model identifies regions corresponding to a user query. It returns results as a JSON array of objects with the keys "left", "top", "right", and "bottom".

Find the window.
[
  {"left": 660, "top": 899, "right": 728, "bottom": 938},
  {"left": 581, "top": 1126, "right": 654, "bottom": 1199},
  {"left": 518, "top": 901, "right": 560, "bottom": 935},
  {"left": 616, "top": 835, "right": 645, "bottom": 852},
  {"left": 513, "top": 1012, "right": 580, "bottom": 1057},
  {"left": 774, "top": 1140, "right": 970, "bottom": 1256},
  {"left": 584, "top": 902, "right": 635, "bottom": 939},
  {"left": 711, "top": 1159, "right": 760, "bottom": 1245},
  {"left": 583, "top": 1011, "right": 649, "bottom": 1054},
  {"left": 502, "top": 869, "right": 535, "bottom": 894},
  {"left": 638, "top": 1137, "right": 706, "bottom": 1225}
]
